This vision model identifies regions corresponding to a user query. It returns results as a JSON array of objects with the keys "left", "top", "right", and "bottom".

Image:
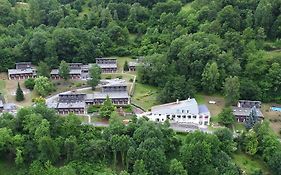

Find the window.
[
  {"left": 167, "top": 115, "right": 170, "bottom": 119},
  {"left": 188, "top": 115, "right": 191, "bottom": 119},
  {"left": 204, "top": 121, "right": 208, "bottom": 125},
  {"left": 182, "top": 110, "right": 184, "bottom": 113},
  {"left": 182, "top": 115, "right": 186, "bottom": 118},
  {"left": 172, "top": 115, "right": 175, "bottom": 118},
  {"left": 193, "top": 115, "right": 196, "bottom": 119},
  {"left": 204, "top": 116, "right": 209, "bottom": 119},
  {"left": 177, "top": 115, "right": 181, "bottom": 118},
  {"left": 186, "top": 110, "right": 189, "bottom": 113},
  {"left": 199, "top": 115, "right": 202, "bottom": 119},
  {"left": 156, "top": 118, "right": 160, "bottom": 122}
]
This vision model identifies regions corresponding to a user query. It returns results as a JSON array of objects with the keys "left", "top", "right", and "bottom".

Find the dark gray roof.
[
  {"left": 8, "top": 69, "right": 35, "bottom": 75},
  {"left": 96, "top": 57, "right": 117, "bottom": 60},
  {"left": 58, "top": 93, "right": 86, "bottom": 103},
  {"left": 232, "top": 107, "right": 263, "bottom": 117},
  {"left": 238, "top": 100, "right": 262, "bottom": 108},
  {"left": 15, "top": 62, "right": 33, "bottom": 70},
  {"left": 128, "top": 62, "right": 139, "bottom": 67},
  {"left": 86, "top": 92, "right": 129, "bottom": 100}
]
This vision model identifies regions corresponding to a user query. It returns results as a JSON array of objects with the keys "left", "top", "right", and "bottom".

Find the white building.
[{"left": 139, "top": 98, "right": 211, "bottom": 127}]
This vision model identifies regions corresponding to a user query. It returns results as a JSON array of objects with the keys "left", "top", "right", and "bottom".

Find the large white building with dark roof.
[{"left": 138, "top": 98, "right": 211, "bottom": 127}]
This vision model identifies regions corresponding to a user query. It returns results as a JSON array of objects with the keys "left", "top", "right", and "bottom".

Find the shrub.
[
  {"left": 105, "top": 76, "right": 112, "bottom": 79},
  {"left": 129, "top": 78, "right": 133, "bottom": 82},
  {"left": 24, "top": 78, "right": 35, "bottom": 90},
  {"left": 116, "top": 75, "right": 123, "bottom": 79},
  {"left": 88, "top": 105, "right": 100, "bottom": 113}
]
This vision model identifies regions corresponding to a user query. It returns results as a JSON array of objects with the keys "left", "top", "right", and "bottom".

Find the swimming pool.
[{"left": 271, "top": 107, "right": 281, "bottom": 112}]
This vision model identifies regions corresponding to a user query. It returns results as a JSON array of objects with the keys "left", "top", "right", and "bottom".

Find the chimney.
[{"left": 176, "top": 99, "right": 179, "bottom": 104}]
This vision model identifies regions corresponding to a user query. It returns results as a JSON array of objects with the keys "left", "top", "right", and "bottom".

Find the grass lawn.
[
  {"left": 117, "top": 57, "right": 134, "bottom": 73},
  {"left": 101, "top": 73, "right": 135, "bottom": 82},
  {"left": 232, "top": 152, "right": 270, "bottom": 175},
  {"left": 195, "top": 93, "right": 205, "bottom": 104},
  {"left": 131, "top": 83, "right": 160, "bottom": 111},
  {"left": 261, "top": 103, "right": 281, "bottom": 137},
  {"left": 234, "top": 122, "right": 246, "bottom": 133}
]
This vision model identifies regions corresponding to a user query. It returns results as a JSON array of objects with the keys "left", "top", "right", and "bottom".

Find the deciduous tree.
[
  {"left": 224, "top": 76, "right": 240, "bottom": 106},
  {"left": 59, "top": 61, "right": 70, "bottom": 81}
]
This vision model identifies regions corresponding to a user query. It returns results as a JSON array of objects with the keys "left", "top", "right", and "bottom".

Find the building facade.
[
  {"left": 85, "top": 92, "right": 130, "bottom": 106},
  {"left": 50, "top": 69, "right": 82, "bottom": 80},
  {"left": 139, "top": 99, "right": 211, "bottom": 127},
  {"left": 232, "top": 100, "right": 263, "bottom": 122},
  {"left": 8, "top": 62, "right": 37, "bottom": 80},
  {"left": 96, "top": 58, "right": 117, "bottom": 73},
  {"left": 128, "top": 62, "right": 139, "bottom": 71}
]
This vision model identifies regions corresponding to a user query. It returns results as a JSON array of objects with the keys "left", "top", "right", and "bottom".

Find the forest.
[
  {"left": 0, "top": 0, "right": 280, "bottom": 103},
  {"left": 0, "top": 0, "right": 281, "bottom": 174},
  {"left": 0, "top": 104, "right": 281, "bottom": 175}
]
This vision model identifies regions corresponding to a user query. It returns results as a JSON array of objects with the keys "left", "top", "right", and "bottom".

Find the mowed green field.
[{"left": 131, "top": 83, "right": 160, "bottom": 111}]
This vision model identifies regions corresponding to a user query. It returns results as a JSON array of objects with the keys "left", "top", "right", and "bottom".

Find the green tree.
[
  {"left": 169, "top": 159, "right": 187, "bottom": 175},
  {"left": 24, "top": 78, "right": 35, "bottom": 90},
  {"left": 16, "top": 82, "right": 24, "bottom": 102},
  {"left": 268, "top": 151, "right": 281, "bottom": 175},
  {"left": 34, "top": 76, "right": 54, "bottom": 97},
  {"left": 37, "top": 61, "right": 50, "bottom": 78},
  {"left": 245, "top": 106, "right": 259, "bottom": 130},
  {"left": 99, "top": 96, "right": 115, "bottom": 119},
  {"left": 87, "top": 64, "right": 101, "bottom": 90},
  {"left": 224, "top": 76, "right": 240, "bottom": 106},
  {"left": 59, "top": 61, "right": 70, "bottom": 80},
  {"left": 38, "top": 136, "right": 59, "bottom": 163},
  {"left": 266, "top": 63, "right": 281, "bottom": 101},
  {"left": 123, "top": 60, "right": 129, "bottom": 71},
  {"left": 201, "top": 62, "right": 220, "bottom": 94},
  {"left": 254, "top": 0, "right": 273, "bottom": 36},
  {"left": 214, "top": 128, "right": 236, "bottom": 154},
  {"left": 244, "top": 130, "right": 258, "bottom": 155},
  {"left": 218, "top": 108, "right": 235, "bottom": 127},
  {"left": 15, "top": 148, "right": 24, "bottom": 167},
  {"left": 159, "top": 76, "right": 195, "bottom": 103},
  {"left": 0, "top": 0, "right": 14, "bottom": 26},
  {"left": 132, "top": 160, "right": 148, "bottom": 175}
]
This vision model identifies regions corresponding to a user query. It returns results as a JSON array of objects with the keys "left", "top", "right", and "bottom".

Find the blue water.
[{"left": 271, "top": 107, "right": 281, "bottom": 112}]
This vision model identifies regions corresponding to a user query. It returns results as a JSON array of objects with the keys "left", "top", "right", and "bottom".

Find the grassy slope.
[
  {"left": 232, "top": 152, "right": 270, "bottom": 175},
  {"left": 131, "top": 83, "right": 160, "bottom": 111}
]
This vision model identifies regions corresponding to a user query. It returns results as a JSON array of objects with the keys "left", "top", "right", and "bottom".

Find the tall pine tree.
[
  {"left": 16, "top": 82, "right": 24, "bottom": 101},
  {"left": 245, "top": 106, "right": 259, "bottom": 129},
  {"left": 124, "top": 61, "right": 129, "bottom": 71}
]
